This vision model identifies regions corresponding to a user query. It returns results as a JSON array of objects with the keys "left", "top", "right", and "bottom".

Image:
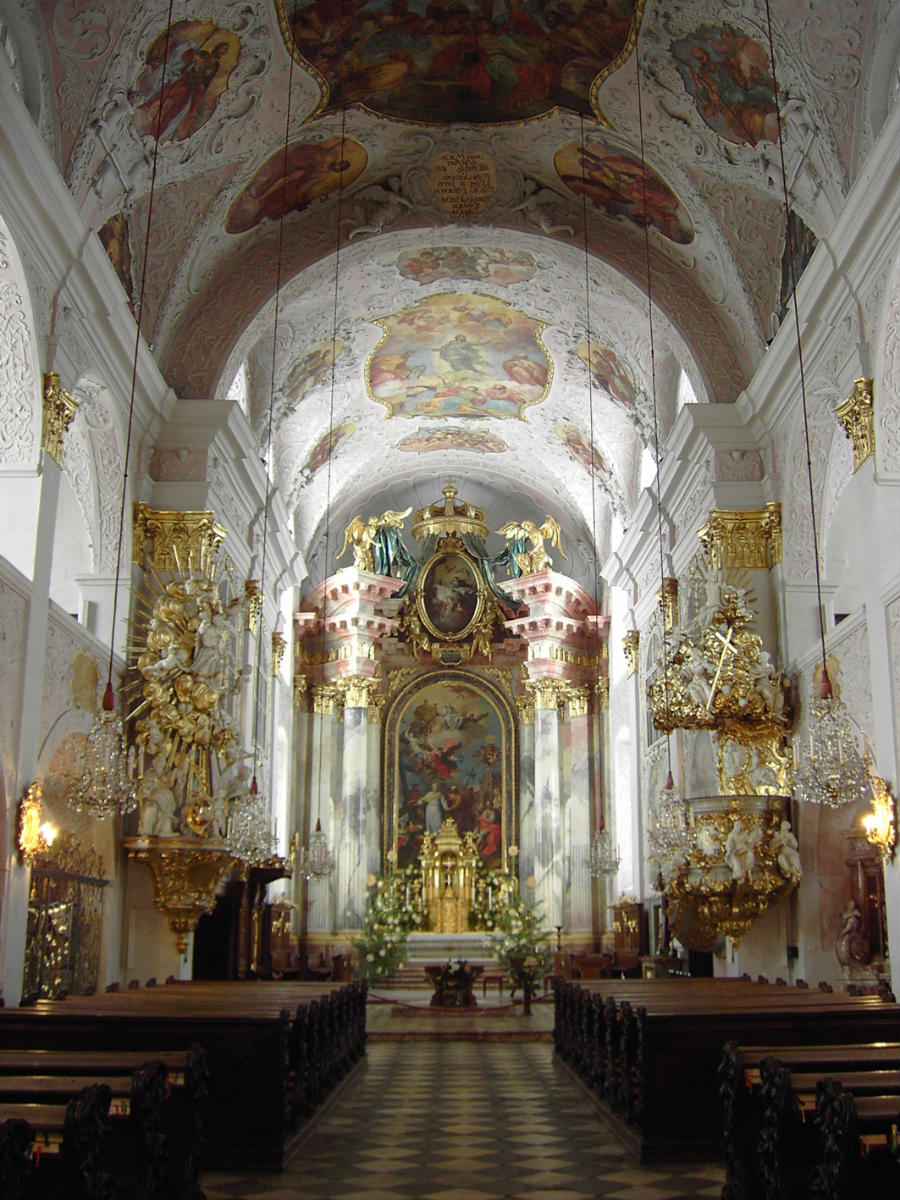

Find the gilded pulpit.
[{"left": 420, "top": 818, "right": 480, "bottom": 933}]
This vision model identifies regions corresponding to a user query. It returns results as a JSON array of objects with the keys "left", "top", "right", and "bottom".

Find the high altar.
[{"left": 292, "top": 482, "right": 609, "bottom": 941}]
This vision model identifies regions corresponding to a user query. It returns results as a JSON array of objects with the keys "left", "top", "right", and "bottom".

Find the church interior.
[{"left": 0, "top": 0, "right": 898, "bottom": 1196}]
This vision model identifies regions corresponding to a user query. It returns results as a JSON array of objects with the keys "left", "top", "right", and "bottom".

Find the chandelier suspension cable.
[
  {"left": 70, "top": 0, "right": 176, "bottom": 819},
  {"left": 301, "top": 107, "right": 348, "bottom": 881},
  {"left": 252, "top": 12, "right": 299, "bottom": 795},
  {"left": 580, "top": 115, "right": 618, "bottom": 878},
  {"left": 634, "top": 36, "right": 676, "bottom": 793},
  {"left": 760, "top": 0, "right": 870, "bottom": 809},
  {"left": 231, "top": 9, "right": 301, "bottom": 865},
  {"left": 761, "top": 0, "right": 825, "bottom": 677},
  {"left": 107, "top": 0, "right": 176, "bottom": 702}
]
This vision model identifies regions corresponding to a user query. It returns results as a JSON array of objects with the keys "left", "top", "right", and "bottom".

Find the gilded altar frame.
[{"left": 383, "top": 669, "right": 517, "bottom": 874}]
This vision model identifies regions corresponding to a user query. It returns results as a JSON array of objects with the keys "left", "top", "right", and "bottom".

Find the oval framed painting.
[{"left": 418, "top": 551, "right": 483, "bottom": 641}]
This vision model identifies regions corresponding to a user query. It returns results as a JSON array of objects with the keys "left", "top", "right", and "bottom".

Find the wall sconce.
[
  {"left": 862, "top": 775, "right": 897, "bottom": 862},
  {"left": 17, "top": 780, "right": 59, "bottom": 864}
]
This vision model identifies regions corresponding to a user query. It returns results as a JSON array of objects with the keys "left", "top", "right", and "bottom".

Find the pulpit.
[{"left": 420, "top": 818, "right": 480, "bottom": 933}]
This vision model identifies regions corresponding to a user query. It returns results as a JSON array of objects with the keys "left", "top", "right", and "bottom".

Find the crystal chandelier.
[
  {"left": 792, "top": 672, "right": 871, "bottom": 807},
  {"left": 588, "top": 824, "right": 620, "bottom": 876},
  {"left": 648, "top": 772, "right": 690, "bottom": 882},
  {"left": 67, "top": 682, "right": 136, "bottom": 818},
  {"left": 298, "top": 817, "right": 335, "bottom": 881},
  {"left": 227, "top": 776, "right": 274, "bottom": 867}
]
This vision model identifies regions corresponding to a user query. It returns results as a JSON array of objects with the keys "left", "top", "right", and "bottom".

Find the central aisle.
[{"left": 204, "top": 1040, "right": 724, "bottom": 1199}]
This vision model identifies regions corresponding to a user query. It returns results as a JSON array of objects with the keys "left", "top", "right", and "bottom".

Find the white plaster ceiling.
[{"left": 25, "top": 0, "right": 892, "bottom": 588}]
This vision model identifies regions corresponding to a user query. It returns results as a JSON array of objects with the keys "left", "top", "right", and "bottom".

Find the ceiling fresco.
[
  {"left": 366, "top": 292, "right": 551, "bottom": 420},
  {"left": 275, "top": 0, "right": 639, "bottom": 123},
  {"left": 19, "top": 0, "right": 890, "bottom": 587}
]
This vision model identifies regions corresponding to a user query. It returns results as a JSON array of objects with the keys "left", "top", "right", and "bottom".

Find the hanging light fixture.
[
  {"left": 577, "top": 114, "right": 620, "bottom": 883},
  {"left": 759, "top": 0, "right": 870, "bottom": 809},
  {"left": 226, "top": 26, "right": 306, "bottom": 869},
  {"left": 68, "top": 1, "right": 180, "bottom": 820},
  {"left": 295, "top": 111, "right": 350, "bottom": 885},
  {"left": 632, "top": 36, "right": 690, "bottom": 865}
]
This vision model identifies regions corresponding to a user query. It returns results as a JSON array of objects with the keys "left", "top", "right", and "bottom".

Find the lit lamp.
[
  {"left": 862, "top": 775, "right": 897, "bottom": 862},
  {"left": 17, "top": 781, "right": 58, "bottom": 864},
  {"left": 297, "top": 816, "right": 336, "bottom": 882}
]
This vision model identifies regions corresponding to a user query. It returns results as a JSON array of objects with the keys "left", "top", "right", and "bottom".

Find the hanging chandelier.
[
  {"left": 298, "top": 817, "right": 336, "bottom": 881},
  {"left": 588, "top": 824, "right": 620, "bottom": 877},
  {"left": 792, "top": 673, "right": 872, "bottom": 807},
  {"left": 227, "top": 777, "right": 275, "bottom": 867},
  {"left": 67, "top": 682, "right": 136, "bottom": 818},
  {"left": 647, "top": 771, "right": 690, "bottom": 884}
]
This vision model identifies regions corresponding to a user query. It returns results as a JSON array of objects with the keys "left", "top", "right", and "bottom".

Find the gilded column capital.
[
  {"left": 657, "top": 577, "right": 678, "bottom": 633},
  {"left": 335, "top": 675, "right": 378, "bottom": 708},
  {"left": 623, "top": 630, "right": 640, "bottom": 676},
  {"left": 244, "top": 579, "right": 262, "bottom": 633},
  {"left": 528, "top": 678, "right": 567, "bottom": 712},
  {"left": 367, "top": 693, "right": 387, "bottom": 724},
  {"left": 515, "top": 691, "right": 535, "bottom": 724},
  {"left": 698, "top": 505, "right": 783, "bottom": 571},
  {"left": 594, "top": 677, "right": 610, "bottom": 708},
  {"left": 41, "top": 372, "right": 78, "bottom": 465},
  {"left": 834, "top": 378, "right": 875, "bottom": 471},
  {"left": 312, "top": 684, "right": 338, "bottom": 716},
  {"left": 293, "top": 676, "right": 309, "bottom": 710},
  {"left": 132, "top": 503, "right": 226, "bottom": 571},
  {"left": 271, "top": 631, "right": 287, "bottom": 677},
  {"left": 564, "top": 684, "right": 590, "bottom": 718}
]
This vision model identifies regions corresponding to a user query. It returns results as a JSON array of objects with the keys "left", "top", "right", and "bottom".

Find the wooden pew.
[
  {"left": 720, "top": 1040, "right": 900, "bottom": 1200},
  {"left": 0, "top": 980, "right": 366, "bottom": 1172},
  {"left": 553, "top": 977, "right": 900, "bottom": 1163},
  {"left": 0, "top": 1047, "right": 207, "bottom": 1198}
]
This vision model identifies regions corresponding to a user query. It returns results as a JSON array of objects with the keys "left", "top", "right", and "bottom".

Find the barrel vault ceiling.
[{"left": 20, "top": 0, "right": 890, "bottom": 588}]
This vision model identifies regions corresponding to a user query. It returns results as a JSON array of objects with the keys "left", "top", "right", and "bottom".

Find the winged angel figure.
[
  {"left": 338, "top": 508, "right": 413, "bottom": 575},
  {"left": 495, "top": 516, "right": 567, "bottom": 576}
]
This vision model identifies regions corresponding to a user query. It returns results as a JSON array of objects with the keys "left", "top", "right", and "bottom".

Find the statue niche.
[{"left": 420, "top": 818, "right": 479, "bottom": 933}]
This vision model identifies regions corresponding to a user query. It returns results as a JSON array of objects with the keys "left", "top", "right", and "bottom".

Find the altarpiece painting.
[{"left": 384, "top": 672, "right": 516, "bottom": 874}]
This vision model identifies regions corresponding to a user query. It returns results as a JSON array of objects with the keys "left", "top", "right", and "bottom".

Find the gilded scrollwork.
[
  {"left": 834, "top": 378, "right": 875, "bottom": 471},
  {"left": 657, "top": 577, "right": 678, "bottom": 633},
  {"left": 41, "top": 372, "right": 79, "bottom": 465},
  {"left": 623, "top": 630, "right": 640, "bottom": 676}
]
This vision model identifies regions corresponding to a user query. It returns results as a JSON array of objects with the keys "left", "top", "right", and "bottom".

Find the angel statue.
[
  {"left": 338, "top": 508, "right": 414, "bottom": 580},
  {"left": 495, "top": 515, "right": 568, "bottom": 576}
]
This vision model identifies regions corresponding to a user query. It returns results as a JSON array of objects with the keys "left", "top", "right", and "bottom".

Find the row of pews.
[
  {"left": 553, "top": 976, "right": 899, "bottom": 1169},
  {"left": 0, "top": 979, "right": 367, "bottom": 1175},
  {"left": 0, "top": 1046, "right": 206, "bottom": 1199},
  {"left": 721, "top": 1040, "right": 899, "bottom": 1200}
]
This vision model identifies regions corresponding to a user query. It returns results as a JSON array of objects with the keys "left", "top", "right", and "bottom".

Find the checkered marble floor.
[{"left": 202, "top": 1041, "right": 725, "bottom": 1199}]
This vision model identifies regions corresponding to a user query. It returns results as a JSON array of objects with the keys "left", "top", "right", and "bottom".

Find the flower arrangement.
[
  {"left": 468, "top": 861, "right": 515, "bottom": 931},
  {"left": 485, "top": 889, "right": 551, "bottom": 1000},
  {"left": 353, "top": 863, "right": 426, "bottom": 981}
]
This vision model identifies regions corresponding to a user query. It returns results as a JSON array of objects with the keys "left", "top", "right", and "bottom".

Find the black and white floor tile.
[{"left": 203, "top": 1041, "right": 724, "bottom": 1200}]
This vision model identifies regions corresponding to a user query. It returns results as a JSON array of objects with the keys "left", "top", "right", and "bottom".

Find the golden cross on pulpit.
[{"left": 705, "top": 624, "right": 737, "bottom": 713}]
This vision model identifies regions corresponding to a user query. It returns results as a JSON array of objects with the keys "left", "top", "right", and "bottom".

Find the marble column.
[
  {"left": 564, "top": 688, "right": 593, "bottom": 932},
  {"left": 335, "top": 678, "right": 379, "bottom": 930},
  {"left": 305, "top": 688, "right": 339, "bottom": 933},
  {"left": 531, "top": 681, "right": 565, "bottom": 927}
]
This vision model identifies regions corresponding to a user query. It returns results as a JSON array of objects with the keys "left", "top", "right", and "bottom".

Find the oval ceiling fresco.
[
  {"left": 555, "top": 136, "right": 694, "bottom": 244},
  {"left": 276, "top": 0, "right": 639, "bottom": 124},
  {"left": 367, "top": 292, "right": 552, "bottom": 421}
]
